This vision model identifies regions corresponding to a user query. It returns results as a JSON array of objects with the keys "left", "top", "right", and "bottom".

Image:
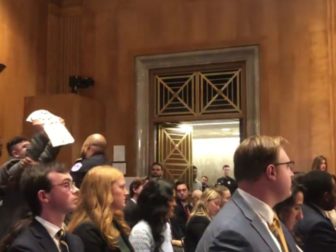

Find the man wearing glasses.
[
  {"left": 196, "top": 135, "right": 298, "bottom": 252},
  {"left": 6, "top": 162, "right": 83, "bottom": 252}
]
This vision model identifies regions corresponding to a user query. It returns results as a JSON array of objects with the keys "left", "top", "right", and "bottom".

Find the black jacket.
[
  {"left": 8, "top": 220, "right": 84, "bottom": 252},
  {"left": 70, "top": 153, "right": 108, "bottom": 188}
]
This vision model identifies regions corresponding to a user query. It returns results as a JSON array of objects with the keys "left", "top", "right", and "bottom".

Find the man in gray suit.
[{"left": 196, "top": 136, "right": 298, "bottom": 252}]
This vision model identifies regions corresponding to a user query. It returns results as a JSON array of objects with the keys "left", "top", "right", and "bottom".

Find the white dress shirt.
[{"left": 238, "top": 188, "right": 283, "bottom": 252}]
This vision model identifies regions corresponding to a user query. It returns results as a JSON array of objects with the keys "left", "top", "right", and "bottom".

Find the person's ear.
[
  {"left": 265, "top": 164, "right": 277, "bottom": 181},
  {"left": 37, "top": 190, "right": 50, "bottom": 204}
]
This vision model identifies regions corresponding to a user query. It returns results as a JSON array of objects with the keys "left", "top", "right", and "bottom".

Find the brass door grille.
[
  {"left": 158, "top": 125, "right": 192, "bottom": 185},
  {"left": 153, "top": 65, "right": 244, "bottom": 120}
]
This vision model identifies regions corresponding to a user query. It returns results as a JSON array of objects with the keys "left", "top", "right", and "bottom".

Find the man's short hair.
[
  {"left": 301, "top": 170, "right": 334, "bottom": 206},
  {"left": 151, "top": 162, "right": 162, "bottom": 169},
  {"left": 6, "top": 136, "right": 29, "bottom": 156},
  {"left": 234, "top": 136, "right": 287, "bottom": 182},
  {"left": 20, "top": 162, "right": 68, "bottom": 216},
  {"left": 175, "top": 180, "right": 189, "bottom": 190},
  {"left": 129, "top": 178, "right": 144, "bottom": 198}
]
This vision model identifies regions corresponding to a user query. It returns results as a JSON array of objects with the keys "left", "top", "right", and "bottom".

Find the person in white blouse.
[{"left": 130, "top": 179, "right": 176, "bottom": 252}]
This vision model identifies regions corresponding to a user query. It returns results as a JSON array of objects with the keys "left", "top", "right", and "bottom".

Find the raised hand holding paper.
[{"left": 26, "top": 109, "right": 74, "bottom": 147}]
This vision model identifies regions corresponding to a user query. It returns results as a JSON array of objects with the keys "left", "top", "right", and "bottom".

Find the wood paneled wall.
[
  {"left": 77, "top": 0, "right": 336, "bottom": 174},
  {"left": 0, "top": 0, "right": 48, "bottom": 163},
  {"left": 2, "top": 0, "right": 336, "bottom": 175}
]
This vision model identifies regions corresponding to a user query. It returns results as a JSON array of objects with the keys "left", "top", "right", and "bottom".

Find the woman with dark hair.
[
  {"left": 311, "top": 155, "right": 328, "bottom": 171},
  {"left": 129, "top": 180, "right": 175, "bottom": 252},
  {"left": 274, "top": 183, "right": 305, "bottom": 250}
]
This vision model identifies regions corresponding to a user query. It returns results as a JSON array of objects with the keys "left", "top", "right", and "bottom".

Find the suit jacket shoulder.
[
  {"left": 73, "top": 221, "right": 133, "bottom": 252},
  {"left": 184, "top": 215, "right": 211, "bottom": 252},
  {"left": 295, "top": 204, "right": 336, "bottom": 252},
  {"left": 8, "top": 220, "right": 83, "bottom": 252},
  {"left": 196, "top": 192, "right": 298, "bottom": 252}
]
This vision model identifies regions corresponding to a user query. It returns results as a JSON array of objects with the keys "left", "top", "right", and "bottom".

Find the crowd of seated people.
[{"left": 2, "top": 133, "right": 336, "bottom": 252}]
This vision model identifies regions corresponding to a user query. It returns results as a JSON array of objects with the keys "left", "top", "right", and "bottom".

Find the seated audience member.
[
  {"left": 184, "top": 189, "right": 221, "bottom": 252},
  {"left": 192, "top": 166, "right": 202, "bottom": 191},
  {"left": 216, "top": 164, "right": 237, "bottom": 194},
  {"left": 147, "top": 162, "right": 164, "bottom": 181},
  {"left": 129, "top": 180, "right": 175, "bottom": 252},
  {"left": 214, "top": 185, "right": 231, "bottom": 207},
  {"left": 4, "top": 162, "right": 83, "bottom": 252},
  {"left": 311, "top": 155, "right": 328, "bottom": 172},
  {"left": 191, "top": 189, "right": 202, "bottom": 207},
  {"left": 124, "top": 178, "right": 144, "bottom": 228},
  {"left": 70, "top": 133, "right": 108, "bottom": 188},
  {"left": 170, "top": 181, "right": 192, "bottom": 242},
  {"left": 274, "top": 183, "right": 305, "bottom": 249},
  {"left": 295, "top": 170, "right": 336, "bottom": 252},
  {"left": 0, "top": 122, "right": 61, "bottom": 239},
  {"left": 201, "top": 176, "right": 209, "bottom": 191},
  {"left": 196, "top": 136, "right": 298, "bottom": 252},
  {"left": 68, "top": 166, "right": 133, "bottom": 252}
]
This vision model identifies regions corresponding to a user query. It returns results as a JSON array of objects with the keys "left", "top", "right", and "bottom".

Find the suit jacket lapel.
[
  {"left": 31, "top": 220, "right": 59, "bottom": 252},
  {"left": 281, "top": 222, "right": 298, "bottom": 252},
  {"left": 232, "top": 192, "right": 281, "bottom": 252}
]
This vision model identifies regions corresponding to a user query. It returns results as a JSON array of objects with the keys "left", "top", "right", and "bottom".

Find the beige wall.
[{"left": 1, "top": 0, "right": 336, "bottom": 175}]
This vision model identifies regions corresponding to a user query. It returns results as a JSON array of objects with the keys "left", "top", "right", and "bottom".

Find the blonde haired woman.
[
  {"left": 68, "top": 166, "right": 133, "bottom": 252},
  {"left": 184, "top": 188, "right": 221, "bottom": 252}
]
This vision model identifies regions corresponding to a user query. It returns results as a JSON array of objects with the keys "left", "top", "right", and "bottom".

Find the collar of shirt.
[
  {"left": 35, "top": 216, "right": 62, "bottom": 238},
  {"left": 237, "top": 188, "right": 275, "bottom": 225},
  {"left": 35, "top": 216, "right": 66, "bottom": 252},
  {"left": 237, "top": 189, "right": 283, "bottom": 252}
]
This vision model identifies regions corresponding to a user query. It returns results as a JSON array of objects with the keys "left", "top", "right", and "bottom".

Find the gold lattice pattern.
[
  {"left": 155, "top": 68, "right": 242, "bottom": 117},
  {"left": 158, "top": 126, "right": 192, "bottom": 184}
]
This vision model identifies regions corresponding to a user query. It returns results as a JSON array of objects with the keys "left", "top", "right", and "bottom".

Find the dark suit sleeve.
[
  {"left": 303, "top": 221, "right": 336, "bottom": 252},
  {"left": 26, "top": 133, "right": 59, "bottom": 162},
  {"left": 8, "top": 244, "right": 35, "bottom": 252},
  {"left": 184, "top": 217, "right": 210, "bottom": 252},
  {"left": 73, "top": 224, "right": 106, "bottom": 252}
]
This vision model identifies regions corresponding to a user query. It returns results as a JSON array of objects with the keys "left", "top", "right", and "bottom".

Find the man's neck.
[
  {"left": 239, "top": 180, "right": 276, "bottom": 207},
  {"left": 40, "top": 211, "right": 65, "bottom": 228}
]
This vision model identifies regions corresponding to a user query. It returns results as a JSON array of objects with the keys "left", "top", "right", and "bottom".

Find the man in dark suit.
[
  {"left": 295, "top": 170, "right": 336, "bottom": 252},
  {"left": 171, "top": 181, "right": 192, "bottom": 240},
  {"left": 7, "top": 162, "right": 83, "bottom": 252},
  {"left": 196, "top": 136, "right": 298, "bottom": 252},
  {"left": 70, "top": 133, "right": 108, "bottom": 187},
  {"left": 124, "top": 178, "right": 144, "bottom": 228}
]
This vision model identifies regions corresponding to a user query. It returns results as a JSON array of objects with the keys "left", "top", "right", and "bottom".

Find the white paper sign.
[
  {"left": 26, "top": 109, "right": 74, "bottom": 147},
  {"left": 113, "top": 145, "right": 125, "bottom": 161}
]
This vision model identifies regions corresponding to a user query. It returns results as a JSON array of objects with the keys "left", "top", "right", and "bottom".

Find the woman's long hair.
[
  {"left": 311, "top": 155, "right": 327, "bottom": 171},
  {"left": 189, "top": 188, "right": 220, "bottom": 220},
  {"left": 136, "top": 180, "right": 174, "bottom": 252},
  {"left": 67, "top": 166, "right": 129, "bottom": 249}
]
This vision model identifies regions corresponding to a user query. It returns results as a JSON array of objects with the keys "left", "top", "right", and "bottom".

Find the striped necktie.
[{"left": 56, "top": 229, "right": 70, "bottom": 252}]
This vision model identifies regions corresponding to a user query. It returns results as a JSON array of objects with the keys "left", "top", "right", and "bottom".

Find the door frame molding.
[{"left": 135, "top": 46, "right": 260, "bottom": 176}]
